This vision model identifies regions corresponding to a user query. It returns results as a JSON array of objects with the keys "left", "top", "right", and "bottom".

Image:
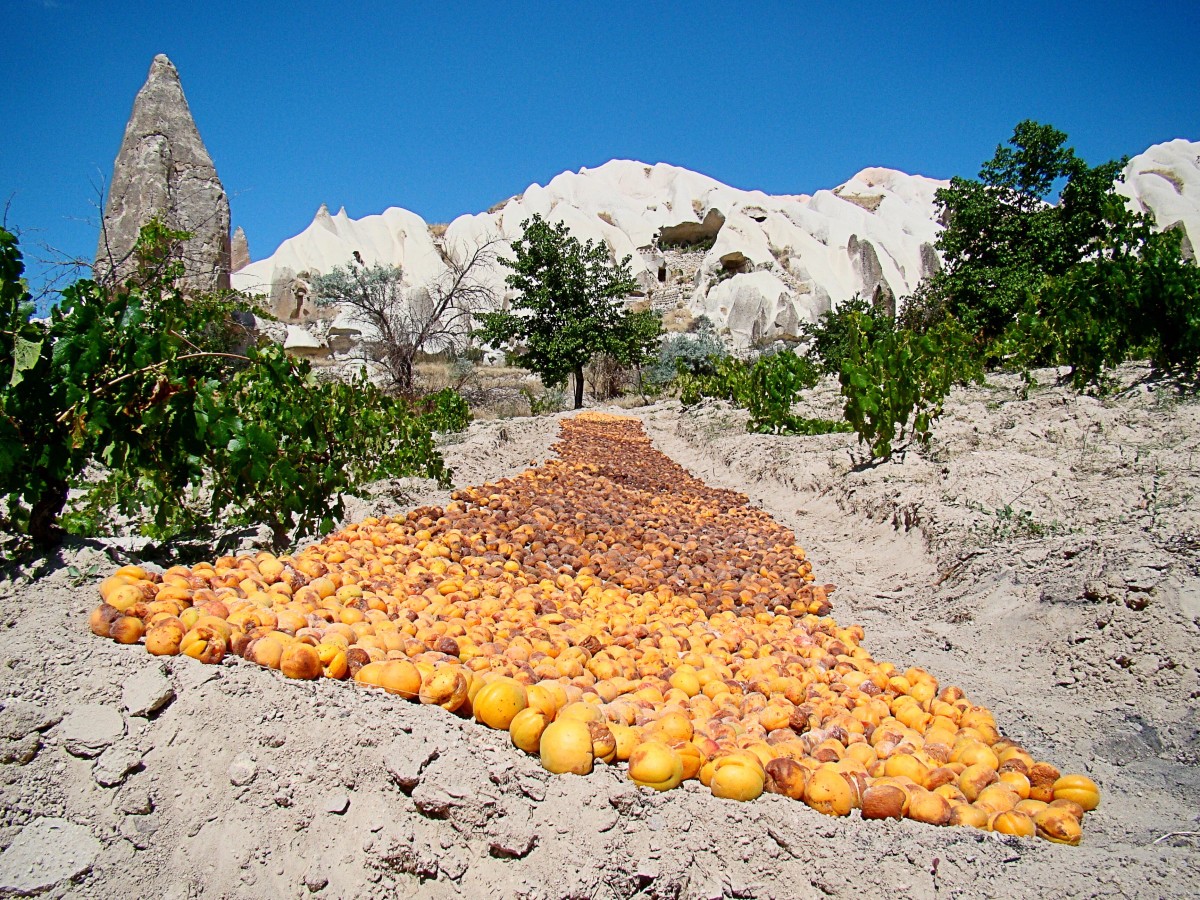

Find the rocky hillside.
[{"left": 233, "top": 140, "right": 1200, "bottom": 352}]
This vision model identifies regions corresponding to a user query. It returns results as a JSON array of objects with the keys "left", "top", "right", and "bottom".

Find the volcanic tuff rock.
[
  {"left": 95, "top": 54, "right": 231, "bottom": 291},
  {"left": 234, "top": 139, "right": 1200, "bottom": 349},
  {"left": 231, "top": 225, "right": 251, "bottom": 272}
]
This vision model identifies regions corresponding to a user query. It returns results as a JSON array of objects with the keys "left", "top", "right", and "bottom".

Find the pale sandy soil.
[{"left": 1, "top": 364, "right": 1197, "bottom": 899}]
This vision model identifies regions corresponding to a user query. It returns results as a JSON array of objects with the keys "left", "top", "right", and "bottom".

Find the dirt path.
[{"left": 1, "top": 372, "right": 1198, "bottom": 898}]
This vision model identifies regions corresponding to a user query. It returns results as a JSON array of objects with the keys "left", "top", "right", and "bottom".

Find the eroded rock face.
[
  {"left": 95, "top": 54, "right": 231, "bottom": 292},
  {"left": 231, "top": 226, "right": 250, "bottom": 272}
]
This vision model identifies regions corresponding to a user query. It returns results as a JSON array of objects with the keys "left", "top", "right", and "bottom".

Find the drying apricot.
[
  {"left": 540, "top": 719, "right": 594, "bottom": 775},
  {"left": 474, "top": 678, "right": 528, "bottom": 730},
  {"left": 629, "top": 741, "right": 685, "bottom": 791},
  {"left": 1052, "top": 775, "right": 1100, "bottom": 811},
  {"left": 1035, "top": 806, "right": 1083, "bottom": 845},
  {"left": 509, "top": 708, "right": 549, "bottom": 754},
  {"left": 804, "top": 764, "right": 854, "bottom": 817},
  {"left": 84, "top": 411, "right": 1094, "bottom": 844}
]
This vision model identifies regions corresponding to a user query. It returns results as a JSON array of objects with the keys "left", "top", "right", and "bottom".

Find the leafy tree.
[
  {"left": 801, "top": 294, "right": 885, "bottom": 375},
  {"left": 678, "top": 349, "right": 847, "bottom": 436},
  {"left": 1, "top": 222, "right": 453, "bottom": 549},
  {"left": 476, "top": 215, "right": 649, "bottom": 409},
  {"left": 921, "top": 120, "right": 1134, "bottom": 341},
  {"left": 839, "top": 312, "right": 982, "bottom": 459},
  {"left": 1002, "top": 222, "right": 1200, "bottom": 389}
]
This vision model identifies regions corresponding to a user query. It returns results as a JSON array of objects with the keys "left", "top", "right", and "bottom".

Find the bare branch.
[{"left": 311, "top": 235, "right": 499, "bottom": 397}]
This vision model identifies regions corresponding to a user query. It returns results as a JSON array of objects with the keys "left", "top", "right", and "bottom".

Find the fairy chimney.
[
  {"left": 231, "top": 226, "right": 250, "bottom": 272},
  {"left": 95, "top": 54, "right": 231, "bottom": 291}
]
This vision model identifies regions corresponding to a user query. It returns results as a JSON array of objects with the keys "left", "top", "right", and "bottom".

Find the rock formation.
[
  {"left": 233, "top": 140, "right": 1200, "bottom": 351},
  {"left": 95, "top": 54, "right": 231, "bottom": 292},
  {"left": 231, "top": 226, "right": 250, "bottom": 272}
]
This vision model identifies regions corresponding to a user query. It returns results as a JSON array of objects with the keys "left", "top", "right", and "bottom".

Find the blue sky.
[{"left": 3, "top": 0, "right": 1198, "bottom": 295}]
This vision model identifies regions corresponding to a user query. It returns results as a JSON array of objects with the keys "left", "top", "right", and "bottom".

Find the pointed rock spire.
[
  {"left": 231, "top": 226, "right": 250, "bottom": 272},
  {"left": 95, "top": 54, "right": 231, "bottom": 291}
]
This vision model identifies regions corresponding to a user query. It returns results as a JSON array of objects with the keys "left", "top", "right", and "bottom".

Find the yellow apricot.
[
  {"left": 628, "top": 741, "right": 685, "bottom": 791},
  {"left": 474, "top": 678, "right": 529, "bottom": 730},
  {"left": 539, "top": 719, "right": 594, "bottom": 775},
  {"left": 804, "top": 764, "right": 853, "bottom": 817},
  {"left": 1052, "top": 774, "right": 1100, "bottom": 811},
  {"left": 509, "top": 707, "right": 549, "bottom": 754}
]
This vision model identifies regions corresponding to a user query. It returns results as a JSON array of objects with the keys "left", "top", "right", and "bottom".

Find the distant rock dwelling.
[{"left": 95, "top": 54, "right": 231, "bottom": 292}]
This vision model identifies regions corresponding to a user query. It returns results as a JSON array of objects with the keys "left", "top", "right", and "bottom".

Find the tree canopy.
[
  {"left": 914, "top": 120, "right": 1135, "bottom": 341},
  {"left": 476, "top": 214, "right": 658, "bottom": 408}
]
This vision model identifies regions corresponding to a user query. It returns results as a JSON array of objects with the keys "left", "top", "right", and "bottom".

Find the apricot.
[
  {"left": 589, "top": 721, "right": 618, "bottom": 764},
  {"left": 629, "top": 741, "right": 685, "bottom": 791},
  {"left": 246, "top": 635, "right": 286, "bottom": 670},
  {"left": 861, "top": 783, "right": 907, "bottom": 820},
  {"left": 419, "top": 666, "right": 469, "bottom": 711},
  {"left": 1035, "top": 806, "right": 1083, "bottom": 845},
  {"left": 710, "top": 758, "right": 764, "bottom": 801},
  {"left": 90, "top": 604, "right": 122, "bottom": 638},
  {"left": 610, "top": 724, "right": 640, "bottom": 762},
  {"left": 509, "top": 707, "right": 549, "bottom": 754},
  {"left": 764, "top": 757, "right": 808, "bottom": 800},
  {"left": 1052, "top": 774, "right": 1100, "bottom": 811},
  {"left": 180, "top": 627, "right": 226, "bottom": 664},
  {"left": 109, "top": 616, "right": 145, "bottom": 644},
  {"left": 958, "top": 763, "right": 998, "bottom": 802},
  {"left": 355, "top": 660, "right": 421, "bottom": 698},
  {"left": 907, "top": 788, "right": 952, "bottom": 826},
  {"left": 280, "top": 643, "right": 322, "bottom": 680},
  {"left": 990, "top": 810, "right": 1036, "bottom": 838},
  {"left": 975, "top": 783, "right": 1021, "bottom": 815},
  {"left": 540, "top": 719, "right": 594, "bottom": 775},
  {"left": 474, "top": 678, "right": 528, "bottom": 730},
  {"left": 145, "top": 618, "right": 186, "bottom": 656},
  {"left": 804, "top": 764, "right": 853, "bottom": 817},
  {"left": 948, "top": 803, "right": 989, "bottom": 829}
]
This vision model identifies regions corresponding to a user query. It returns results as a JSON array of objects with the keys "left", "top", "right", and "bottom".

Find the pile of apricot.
[{"left": 89, "top": 412, "right": 1098, "bottom": 843}]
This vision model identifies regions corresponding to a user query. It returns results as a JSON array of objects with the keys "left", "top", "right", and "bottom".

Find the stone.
[
  {"left": 382, "top": 734, "right": 438, "bottom": 791},
  {"left": 227, "top": 752, "right": 257, "bottom": 786},
  {"left": 94, "top": 743, "right": 144, "bottom": 787},
  {"left": 321, "top": 792, "right": 350, "bottom": 815},
  {"left": 117, "top": 787, "right": 154, "bottom": 816},
  {"left": 304, "top": 869, "right": 329, "bottom": 892},
  {"left": 233, "top": 139, "right": 1199, "bottom": 351},
  {"left": 487, "top": 810, "right": 538, "bottom": 859},
  {"left": 95, "top": 54, "right": 231, "bottom": 292},
  {"left": 0, "top": 700, "right": 61, "bottom": 741},
  {"left": 231, "top": 226, "right": 251, "bottom": 272},
  {"left": 0, "top": 733, "right": 41, "bottom": 765},
  {"left": 848, "top": 234, "right": 895, "bottom": 317},
  {"left": 284, "top": 325, "right": 329, "bottom": 357},
  {"left": 122, "top": 664, "right": 174, "bottom": 717},
  {"left": 0, "top": 818, "right": 102, "bottom": 894},
  {"left": 119, "top": 814, "right": 159, "bottom": 851},
  {"left": 60, "top": 704, "right": 125, "bottom": 758}
]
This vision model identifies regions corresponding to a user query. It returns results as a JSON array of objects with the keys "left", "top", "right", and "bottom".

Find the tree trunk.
[
  {"left": 29, "top": 478, "right": 69, "bottom": 547},
  {"left": 573, "top": 365, "right": 584, "bottom": 409}
]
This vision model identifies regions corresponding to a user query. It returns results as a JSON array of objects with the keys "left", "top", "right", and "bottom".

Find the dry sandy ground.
[{"left": 1, "top": 364, "right": 1198, "bottom": 899}]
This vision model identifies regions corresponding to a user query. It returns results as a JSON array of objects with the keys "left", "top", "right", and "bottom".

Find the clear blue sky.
[{"left": 3, "top": 0, "right": 1197, "bottom": 296}]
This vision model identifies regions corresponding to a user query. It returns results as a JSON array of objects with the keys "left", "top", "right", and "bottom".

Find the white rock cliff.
[{"left": 234, "top": 140, "right": 1200, "bottom": 350}]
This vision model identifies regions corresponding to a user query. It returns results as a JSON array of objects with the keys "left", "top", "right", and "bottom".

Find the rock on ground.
[{"left": 0, "top": 818, "right": 102, "bottom": 894}]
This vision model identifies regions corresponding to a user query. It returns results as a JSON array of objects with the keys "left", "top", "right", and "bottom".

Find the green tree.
[
  {"left": 476, "top": 215, "right": 648, "bottom": 409},
  {"left": 1, "top": 222, "right": 452, "bottom": 549},
  {"left": 919, "top": 120, "right": 1134, "bottom": 341}
]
